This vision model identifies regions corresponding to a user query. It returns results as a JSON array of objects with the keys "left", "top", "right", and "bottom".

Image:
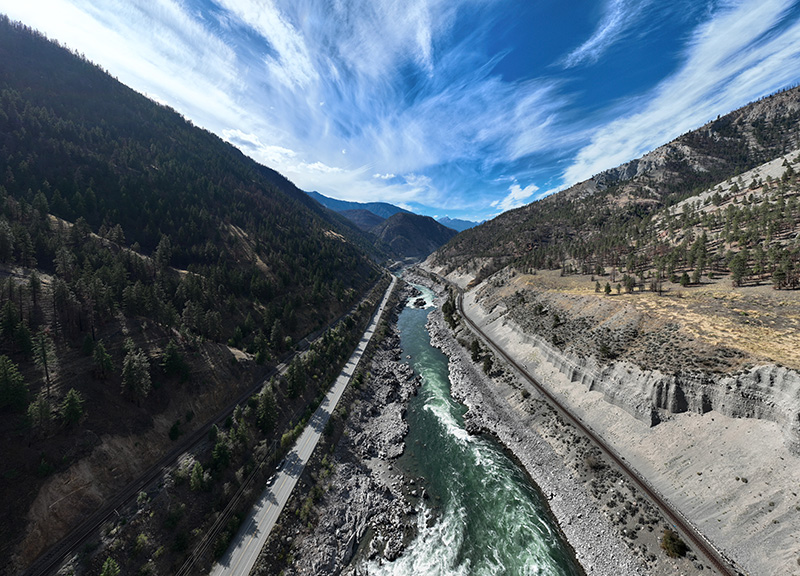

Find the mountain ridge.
[
  {"left": 434, "top": 84, "right": 800, "bottom": 279},
  {"left": 308, "top": 191, "right": 458, "bottom": 259},
  {"left": 371, "top": 212, "right": 458, "bottom": 259},
  {"left": 0, "top": 16, "right": 385, "bottom": 573},
  {"left": 306, "top": 191, "right": 410, "bottom": 219}
]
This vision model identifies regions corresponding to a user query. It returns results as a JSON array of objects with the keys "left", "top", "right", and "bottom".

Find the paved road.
[{"left": 210, "top": 275, "right": 397, "bottom": 576}]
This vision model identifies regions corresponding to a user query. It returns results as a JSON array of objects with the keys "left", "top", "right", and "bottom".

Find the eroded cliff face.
[
  {"left": 526, "top": 331, "right": 800, "bottom": 453},
  {"left": 464, "top": 269, "right": 800, "bottom": 455}
]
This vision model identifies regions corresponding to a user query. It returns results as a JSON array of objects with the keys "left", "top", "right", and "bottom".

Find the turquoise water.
[{"left": 362, "top": 285, "right": 582, "bottom": 576}]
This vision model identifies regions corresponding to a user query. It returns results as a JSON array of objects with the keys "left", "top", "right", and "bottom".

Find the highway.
[
  {"left": 210, "top": 275, "right": 397, "bottom": 576},
  {"left": 22, "top": 277, "right": 391, "bottom": 576}
]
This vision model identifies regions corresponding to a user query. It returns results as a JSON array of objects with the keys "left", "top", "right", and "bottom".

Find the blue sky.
[{"left": 4, "top": 1, "right": 800, "bottom": 222}]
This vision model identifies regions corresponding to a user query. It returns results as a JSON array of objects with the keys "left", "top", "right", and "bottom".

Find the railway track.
[
  {"left": 445, "top": 282, "right": 743, "bottom": 576},
  {"left": 21, "top": 275, "right": 391, "bottom": 576}
]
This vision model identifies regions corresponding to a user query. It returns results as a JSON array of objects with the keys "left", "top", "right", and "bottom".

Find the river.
[{"left": 362, "top": 284, "right": 582, "bottom": 576}]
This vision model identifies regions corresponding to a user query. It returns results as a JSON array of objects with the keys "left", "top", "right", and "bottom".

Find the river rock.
[{"left": 283, "top": 289, "right": 421, "bottom": 575}]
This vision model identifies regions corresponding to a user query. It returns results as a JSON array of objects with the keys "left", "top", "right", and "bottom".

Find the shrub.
[
  {"left": 169, "top": 420, "right": 182, "bottom": 441},
  {"left": 100, "top": 557, "right": 121, "bottom": 576},
  {"left": 661, "top": 528, "right": 688, "bottom": 558}
]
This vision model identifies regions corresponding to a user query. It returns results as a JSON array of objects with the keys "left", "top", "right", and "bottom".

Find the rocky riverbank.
[
  {"left": 265, "top": 272, "right": 724, "bottom": 576},
  {"left": 452, "top": 267, "right": 800, "bottom": 575},
  {"left": 406, "top": 269, "right": 717, "bottom": 576},
  {"left": 253, "top": 286, "right": 424, "bottom": 575}
]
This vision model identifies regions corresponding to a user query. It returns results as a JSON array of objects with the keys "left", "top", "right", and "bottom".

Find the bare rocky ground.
[
  {"left": 408, "top": 272, "right": 714, "bottom": 576},
  {"left": 268, "top": 266, "right": 797, "bottom": 576},
  {"left": 252, "top": 288, "right": 424, "bottom": 576},
  {"left": 437, "top": 264, "right": 800, "bottom": 576}
]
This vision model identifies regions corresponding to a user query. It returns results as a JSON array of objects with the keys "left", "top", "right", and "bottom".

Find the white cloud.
[
  {"left": 215, "top": 0, "right": 317, "bottom": 89},
  {"left": 222, "top": 129, "right": 300, "bottom": 167},
  {"left": 302, "top": 161, "right": 344, "bottom": 174},
  {"left": 562, "top": 0, "right": 800, "bottom": 186},
  {"left": 6, "top": 0, "right": 800, "bottom": 222},
  {"left": 491, "top": 182, "right": 539, "bottom": 212},
  {"left": 1, "top": 0, "right": 244, "bottom": 131},
  {"left": 563, "top": 0, "right": 645, "bottom": 68},
  {"left": 1, "top": 0, "right": 556, "bottom": 217}
]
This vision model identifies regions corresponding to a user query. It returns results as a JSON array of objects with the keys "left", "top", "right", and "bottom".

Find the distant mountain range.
[
  {"left": 306, "top": 191, "right": 467, "bottom": 258},
  {"left": 371, "top": 212, "right": 458, "bottom": 259},
  {"left": 306, "top": 191, "right": 409, "bottom": 219},
  {"left": 437, "top": 216, "right": 479, "bottom": 232}
]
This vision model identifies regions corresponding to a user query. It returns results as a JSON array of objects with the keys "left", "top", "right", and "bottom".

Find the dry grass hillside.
[{"left": 480, "top": 268, "right": 800, "bottom": 374}]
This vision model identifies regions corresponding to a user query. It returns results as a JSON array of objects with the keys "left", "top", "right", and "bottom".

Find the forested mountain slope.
[
  {"left": 340, "top": 208, "right": 386, "bottom": 231},
  {"left": 0, "top": 15, "right": 384, "bottom": 572},
  {"left": 424, "top": 89, "right": 800, "bottom": 576},
  {"left": 371, "top": 212, "right": 458, "bottom": 259},
  {"left": 434, "top": 85, "right": 800, "bottom": 284},
  {"left": 0, "top": 16, "right": 380, "bottom": 340},
  {"left": 308, "top": 191, "right": 457, "bottom": 259}
]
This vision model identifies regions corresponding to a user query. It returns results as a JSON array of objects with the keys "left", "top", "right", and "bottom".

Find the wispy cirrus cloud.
[
  {"left": 2, "top": 0, "right": 245, "bottom": 129},
  {"left": 207, "top": 0, "right": 564, "bottom": 205},
  {"left": 3, "top": 0, "right": 800, "bottom": 222},
  {"left": 562, "top": 0, "right": 800, "bottom": 186},
  {"left": 562, "top": 0, "right": 649, "bottom": 68}
]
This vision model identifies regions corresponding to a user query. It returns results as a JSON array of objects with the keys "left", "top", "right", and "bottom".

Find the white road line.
[{"left": 210, "top": 276, "right": 396, "bottom": 576}]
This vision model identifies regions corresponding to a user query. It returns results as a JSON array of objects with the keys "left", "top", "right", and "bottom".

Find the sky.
[{"left": 3, "top": 1, "right": 800, "bottom": 222}]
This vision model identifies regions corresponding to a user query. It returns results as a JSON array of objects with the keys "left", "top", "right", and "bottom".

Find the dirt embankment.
[
  {"left": 439, "top": 265, "right": 800, "bottom": 575},
  {"left": 408, "top": 272, "right": 717, "bottom": 576}
]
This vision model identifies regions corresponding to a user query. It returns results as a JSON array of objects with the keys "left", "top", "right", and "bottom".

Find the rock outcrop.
[
  {"left": 266, "top": 292, "right": 423, "bottom": 576},
  {"left": 472, "top": 301, "right": 800, "bottom": 454},
  {"left": 460, "top": 267, "right": 800, "bottom": 456}
]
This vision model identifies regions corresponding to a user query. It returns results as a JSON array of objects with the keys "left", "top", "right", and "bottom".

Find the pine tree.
[
  {"left": 27, "top": 392, "right": 52, "bottom": 434},
  {"left": 92, "top": 339, "right": 114, "bottom": 379},
  {"left": 0, "top": 300, "right": 19, "bottom": 340},
  {"left": 61, "top": 388, "right": 84, "bottom": 425},
  {"left": 257, "top": 384, "right": 277, "bottom": 433},
  {"left": 189, "top": 461, "right": 204, "bottom": 491},
  {"left": 161, "top": 340, "right": 188, "bottom": 381},
  {"left": 122, "top": 343, "right": 151, "bottom": 404},
  {"left": 33, "top": 330, "right": 56, "bottom": 397},
  {"left": 0, "top": 354, "right": 26, "bottom": 410},
  {"left": 286, "top": 357, "right": 306, "bottom": 398},
  {"left": 153, "top": 234, "right": 172, "bottom": 274}
]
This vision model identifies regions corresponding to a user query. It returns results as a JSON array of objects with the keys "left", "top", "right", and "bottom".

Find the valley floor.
[{"left": 436, "top": 265, "right": 800, "bottom": 576}]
